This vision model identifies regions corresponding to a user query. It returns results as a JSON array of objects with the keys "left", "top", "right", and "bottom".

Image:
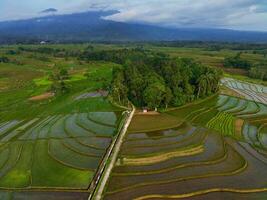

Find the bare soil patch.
[{"left": 29, "top": 92, "right": 55, "bottom": 101}]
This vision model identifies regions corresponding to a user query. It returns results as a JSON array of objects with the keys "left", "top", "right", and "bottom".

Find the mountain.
[{"left": 0, "top": 10, "right": 267, "bottom": 44}]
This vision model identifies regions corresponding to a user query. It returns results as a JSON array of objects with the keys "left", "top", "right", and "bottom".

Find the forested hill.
[{"left": 1, "top": 10, "right": 267, "bottom": 44}]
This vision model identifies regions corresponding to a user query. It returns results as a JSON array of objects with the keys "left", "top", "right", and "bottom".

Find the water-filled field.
[
  {"left": 0, "top": 111, "right": 122, "bottom": 198},
  {"left": 168, "top": 93, "right": 267, "bottom": 152},
  {"left": 222, "top": 78, "right": 267, "bottom": 104},
  {"left": 104, "top": 80, "right": 267, "bottom": 199},
  {"left": 1, "top": 44, "right": 267, "bottom": 199},
  {"left": 104, "top": 118, "right": 267, "bottom": 200}
]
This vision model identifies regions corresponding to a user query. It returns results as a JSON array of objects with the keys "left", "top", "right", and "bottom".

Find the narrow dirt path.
[{"left": 89, "top": 105, "right": 135, "bottom": 200}]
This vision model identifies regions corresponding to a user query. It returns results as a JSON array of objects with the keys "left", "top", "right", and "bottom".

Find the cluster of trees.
[
  {"left": 0, "top": 56, "right": 9, "bottom": 63},
  {"left": 223, "top": 53, "right": 252, "bottom": 70},
  {"left": 18, "top": 47, "right": 63, "bottom": 54},
  {"left": 109, "top": 51, "right": 222, "bottom": 109},
  {"left": 49, "top": 68, "right": 70, "bottom": 94},
  {"left": 223, "top": 52, "right": 267, "bottom": 81},
  {"left": 79, "top": 48, "right": 147, "bottom": 64},
  {"left": 249, "top": 64, "right": 267, "bottom": 81},
  {"left": 17, "top": 47, "right": 82, "bottom": 58}
]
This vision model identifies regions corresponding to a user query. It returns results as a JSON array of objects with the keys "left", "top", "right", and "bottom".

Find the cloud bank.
[{"left": 1, "top": 0, "right": 267, "bottom": 31}]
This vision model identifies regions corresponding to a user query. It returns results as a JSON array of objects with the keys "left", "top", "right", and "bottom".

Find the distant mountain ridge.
[{"left": 0, "top": 10, "right": 267, "bottom": 44}]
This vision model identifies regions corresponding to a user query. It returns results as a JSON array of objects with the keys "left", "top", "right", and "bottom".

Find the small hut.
[{"left": 142, "top": 107, "right": 148, "bottom": 113}]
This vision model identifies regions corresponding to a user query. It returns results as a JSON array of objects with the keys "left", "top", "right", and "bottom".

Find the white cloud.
[
  {"left": 97, "top": 0, "right": 267, "bottom": 31},
  {"left": 0, "top": 0, "right": 267, "bottom": 31}
]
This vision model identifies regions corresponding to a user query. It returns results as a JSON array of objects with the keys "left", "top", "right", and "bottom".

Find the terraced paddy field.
[
  {"left": 103, "top": 78, "right": 267, "bottom": 199},
  {"left": 0, "top": 111, "right": 124, "bottom": 199},
  {"left": 167, "top": 92, "right": 267, "bottom": 154},
  {"left": 222, "top": 78, "right": 267, "bottom": 105},
  {"left": 103, "top": 114, "right": 267, "bottom": 200}
]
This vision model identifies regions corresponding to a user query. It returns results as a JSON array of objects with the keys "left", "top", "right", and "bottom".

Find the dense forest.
[{"left": 80, "top": 49, "right": 222, "bottom": 109}]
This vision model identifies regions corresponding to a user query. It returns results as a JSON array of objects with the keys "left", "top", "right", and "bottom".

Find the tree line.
[
  {"left": 223, "top": 52, "right": 267, "bottom": 81},
  {"left": 223, "top": 52, "right": 252, "bottom": 70}
]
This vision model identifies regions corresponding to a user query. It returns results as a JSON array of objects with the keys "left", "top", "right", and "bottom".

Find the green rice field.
[
  {"left": 0, "top": 44, "right": 126, "bottom": 199},
  {"left": 0, "top": 111, "right": 123, "bottom": 196}
]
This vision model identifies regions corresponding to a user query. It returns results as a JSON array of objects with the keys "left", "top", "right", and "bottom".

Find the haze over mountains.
[{"left": 1, "top": 10, "right": 267, "bottom": 44}]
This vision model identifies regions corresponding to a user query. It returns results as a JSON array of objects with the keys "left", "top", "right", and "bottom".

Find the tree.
[
  {"left": 223, "top": 53, "right": 251, "bottom": 70},
  {"left": 144, "top": 82, "right": 165, "bottom": 109},
  {"left": 124, "top": 63, "right": 145, "bottom": 106},
  {"left": 162, "top": 87, "right": 173, "bottom": 108},
  {"left": 49, "top": 68, "right": 70, "bottom": 94},
  {"left": 143, "top": 73, "right": 170, "bottom": 109},
  {"left": 196, "top": 69, "right": 221, "bottom": 98},
  {"left": 110, "top": 68, "right": 128, "bottom": 105},
  {"left": 197, "top": 73, "right": 210, "bottom": 98},
  {"left": 172, "top": 87, "right": 187, "bottom": 106},
  {"left": 59, "top": 68, "right": 70, "bottom": 80}
]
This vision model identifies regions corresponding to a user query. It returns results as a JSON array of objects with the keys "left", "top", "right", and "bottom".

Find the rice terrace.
[
  {"left": 0, "top": 41, "right": 267, "bottom": 200},
  {"left": 2, "top": 0, "right": 267, "bottom": 199}
]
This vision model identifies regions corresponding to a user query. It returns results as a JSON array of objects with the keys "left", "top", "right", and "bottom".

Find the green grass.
[{"left": 0, "top": 46, "right": 122, "bottom": 122}]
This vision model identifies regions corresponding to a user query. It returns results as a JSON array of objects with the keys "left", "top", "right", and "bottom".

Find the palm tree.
[
  {"left": 197, "top": 74, "right": 209, "bottom": 98},
  {"left": 197, "top": 71, "right": 219, "bottom": 98},
  {"left": 206, "top": 72, "right": 217, "bottom": 93}
]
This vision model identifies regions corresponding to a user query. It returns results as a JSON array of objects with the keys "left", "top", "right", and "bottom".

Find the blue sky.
[{"left": 1, "top": 0, "right": 267, "bottom": 31}]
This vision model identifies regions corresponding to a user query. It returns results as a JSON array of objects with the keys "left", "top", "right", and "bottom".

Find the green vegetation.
[
  {"left": 0, "top": 112, "right": 121, "bottom": 189},
  {"left": 108, "top": 50, "right": 222, "bottom": 109},
  {"left": 223, "top": 52, "right": 267, "bottom": 81},
  {"left": 1, "top": 43, "right": 267, "bottom": 199},
  {"left": 223, "top": 52, "right": 252, "bottom": 70},
  {"left": 0, "top": 44, "right": 126, "bottom": 198},
  {"left": 103, "top": 75, "right": 267, "bottom": 199}
]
